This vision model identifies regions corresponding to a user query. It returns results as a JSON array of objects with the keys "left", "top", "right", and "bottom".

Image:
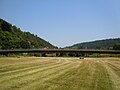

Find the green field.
[{"left": 0, "top": 57, "right": 120, "bottom": 90}]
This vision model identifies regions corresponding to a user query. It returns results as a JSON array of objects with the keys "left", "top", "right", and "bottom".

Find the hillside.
[
  {"left": 0, "top": 18, "right": 55, "bottom": 50},
  {"left": 66, "top": 38, "right": 120, "bottom": 50}
]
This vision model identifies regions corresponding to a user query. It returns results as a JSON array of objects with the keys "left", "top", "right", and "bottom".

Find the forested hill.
[
  {"left": 0, "top": 18, "right": 56, "bottom": 50},
  {"left": 66, "top": 38, "right": 120, "bottom": 50}
]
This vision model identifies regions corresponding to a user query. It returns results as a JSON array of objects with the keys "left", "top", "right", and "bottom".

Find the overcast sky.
[{"left": 0, "top": 0, "right": 120, "bottom": 47}]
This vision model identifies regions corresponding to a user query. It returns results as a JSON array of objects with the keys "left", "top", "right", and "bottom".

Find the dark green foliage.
[
  {"left": 113, "top": 44, "right": 120, "bottom": 50},
  {"left": 67, "top": 38, "right": 120, "bottom": 50},
  {"left": 78, "top": 45, "right": 83, "bottom": 49},
  {"left": 0, "top": 18, "right": 55, "bottom": 50},
  {"left": 0, "top": 18, "right": 12, "bottom": 31}
]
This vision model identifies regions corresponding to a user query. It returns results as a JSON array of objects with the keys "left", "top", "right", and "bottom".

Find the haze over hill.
[
  {"left": 66, "top": 38, "right": 120, "bottom": 50},
  {"left": 0, "top": 18, "right": 55, "bottom": 50}
]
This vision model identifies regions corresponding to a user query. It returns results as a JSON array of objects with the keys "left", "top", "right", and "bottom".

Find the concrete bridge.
[{"left": 0, "top": 49, "right": 120, "bottom": 54}]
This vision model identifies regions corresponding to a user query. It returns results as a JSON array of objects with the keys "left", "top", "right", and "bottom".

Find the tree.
[
  {"left": 95, "top": 46, "right": 101, "bottom": 49},
  {"left": 78, "top": 45, "right": 83, "bottom": 49},
  {"left": 113, "top": 44, "right": 120, "bottom": 50},
  {"left": 20, "top": 40, "right": 31, "bottom": 49}
]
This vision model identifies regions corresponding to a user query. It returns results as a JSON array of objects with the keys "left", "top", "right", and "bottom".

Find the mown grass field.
[{"left": 0, "top": 57, "right": 120, "bottom": 90}]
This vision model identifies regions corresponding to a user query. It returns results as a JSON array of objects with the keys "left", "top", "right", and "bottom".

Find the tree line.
[{"left": 0, "top": 18, "right": 56, "bottom": 50}]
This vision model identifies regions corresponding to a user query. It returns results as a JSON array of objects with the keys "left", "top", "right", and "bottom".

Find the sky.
[{"left": 0, "top": 0, "right": 120, "bottom": 47}]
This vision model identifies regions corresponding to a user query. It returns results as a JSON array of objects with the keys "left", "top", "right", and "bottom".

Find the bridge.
[{"left": 0, "top": 49, "right": 120, "bottom": 54}]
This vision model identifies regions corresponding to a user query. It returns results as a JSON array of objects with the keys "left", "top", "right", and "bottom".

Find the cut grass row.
[{"left": 0, "top": 57, "right": 120, "bottom": 90}]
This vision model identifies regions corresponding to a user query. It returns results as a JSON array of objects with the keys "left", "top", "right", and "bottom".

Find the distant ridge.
[
  {"left": 0, "top": 18, "right": 56, "bottom": 49},
  {"left": 66, "top": 38, "right": 120, "bottom": 50}
]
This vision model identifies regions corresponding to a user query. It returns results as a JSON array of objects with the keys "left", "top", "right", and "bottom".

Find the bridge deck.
[{"left": 0, "top": 49, "right": 120, "bottom": 54}]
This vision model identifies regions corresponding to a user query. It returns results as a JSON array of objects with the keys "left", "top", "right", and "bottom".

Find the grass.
[{"left": 0, "top": 57, "right": 120, "bottom": 90}]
